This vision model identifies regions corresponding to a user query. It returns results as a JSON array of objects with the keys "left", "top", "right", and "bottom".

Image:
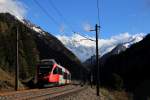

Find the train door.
[{"left": 50, "top": 66, "right": 59, "bottom": 83}]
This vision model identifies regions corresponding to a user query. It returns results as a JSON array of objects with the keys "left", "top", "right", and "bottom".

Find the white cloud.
[
  {"left": 82, "top": 22, "right": 93, "bottom": 32},
  {"left": 57, "top": 33, "right": 145, "bottom": 62},
  {"left": 0, "top": 0, "right": 26, "bottom": 20}
]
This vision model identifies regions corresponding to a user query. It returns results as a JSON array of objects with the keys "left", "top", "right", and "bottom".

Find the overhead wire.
[
  {"left": 47, "top": 0, "right": 95, "bottom": 41},
  {"left": 33, "top": 0, "right": 60, "bottom": 27},
  {"left": 75, "top": 32, "right": 95, "bottom": 42},
  {"left": 24, "top": 0, "right": 95, "bottom": 42},
  {"left": 75, "top": 0, "right": 101, "bottom": 41},
  {"left": 76, "top": 0, "right": 101, "bottom": 42},
  {"left": 47, "top": 0, "right": 75, "bottom": 33}
]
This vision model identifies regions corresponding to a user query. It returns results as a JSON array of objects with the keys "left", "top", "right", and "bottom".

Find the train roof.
[
  {"left": 38, "top": 59, "right": 70, "bottom": 73},
  {"left": 38, "top": 59, "right": 57, "bottom": 65}
]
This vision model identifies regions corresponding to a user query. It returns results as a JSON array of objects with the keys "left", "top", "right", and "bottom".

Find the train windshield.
[{"left": 39, "top": 65, "right": 53, "bottom": 74}]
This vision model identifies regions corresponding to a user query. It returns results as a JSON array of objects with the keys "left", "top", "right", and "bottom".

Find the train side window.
[
  {"left": 53, "top": 67, "right": 58, "bottom": 74},
  {"left": 62, "top": 71, "right": 64, "bottom": 76},
  {"left": 64, "top": 72, "right": 67, "bottom": 79},
  {"left": 58, "top": 68, "right": 62, "bottom": 74}
]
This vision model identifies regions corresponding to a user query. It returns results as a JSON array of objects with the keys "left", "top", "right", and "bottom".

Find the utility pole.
[
  {"left": 15, "top": 27, "right": 19, "bottom": 91},
  {"left": 90, "top": 24, "right": 100, "bottom": 96},
  {"left": 95, "top": 24, "right": 100, "bottom": 96}
]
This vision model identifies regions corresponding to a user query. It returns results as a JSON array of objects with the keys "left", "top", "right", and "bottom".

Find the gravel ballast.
[{"left": 53, "top": 86, "right": 116, "bottom": 100}]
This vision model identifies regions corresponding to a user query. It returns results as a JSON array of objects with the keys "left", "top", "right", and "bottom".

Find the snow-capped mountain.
[
  {"left": 1, "top": 10, "right": 145, "bottom": 63},
  {"left": 83, "top": 43, "right": 127, "bottom": 68},
  {"left": 57, "top": 33, "right": 145, "bottom": 62},
  {"left": 0, "top": 0, "right": 46, "bottom": 36},
  {"left": 22, "top": 19, "right": 46, "bottom": 36}
]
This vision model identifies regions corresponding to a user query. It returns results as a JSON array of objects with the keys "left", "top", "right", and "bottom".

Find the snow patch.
[
  {"left": 22, "top": 19, "right": 46, "bottom": 36},
  {"left": 32, "top": 26, "right": 46, "bottom": 35}
]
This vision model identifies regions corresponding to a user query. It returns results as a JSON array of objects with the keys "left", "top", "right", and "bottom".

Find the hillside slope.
[
  {"left": 96, "top": 34, "right": 150, "bottom": 100},
  {"left": 0, "top": 13, "right": 87, "bottom": 88},
  {"left": 0, "top": 68, "right": 14, "bottom": 90}
]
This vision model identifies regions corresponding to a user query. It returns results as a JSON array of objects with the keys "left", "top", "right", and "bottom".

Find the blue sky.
[{"left": 21, "top": 0, "right": 150, "bottom": 38}]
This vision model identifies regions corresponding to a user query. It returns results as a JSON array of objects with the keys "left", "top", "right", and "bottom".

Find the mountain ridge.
[{"left": 57, "top": 33, "right": 145, "bottom": 62}]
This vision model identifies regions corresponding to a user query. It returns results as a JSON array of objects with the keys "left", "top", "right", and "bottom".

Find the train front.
[{"left": 36, "top": 62, "right": 54, "bottom": 86}]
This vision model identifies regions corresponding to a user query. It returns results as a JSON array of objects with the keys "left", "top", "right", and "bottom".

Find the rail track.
[{"left": 0, "top": 85, "right": 86, "bottom": 100}]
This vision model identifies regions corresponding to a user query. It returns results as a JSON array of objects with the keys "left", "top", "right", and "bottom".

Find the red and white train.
[{"left": 36, "top": 59, "right": 71, "bottom": 87}]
